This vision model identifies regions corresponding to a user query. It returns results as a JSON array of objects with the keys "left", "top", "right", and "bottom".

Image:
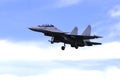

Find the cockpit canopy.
[{"left": 38, "top": 24, "right": 54, "bottom": 27}]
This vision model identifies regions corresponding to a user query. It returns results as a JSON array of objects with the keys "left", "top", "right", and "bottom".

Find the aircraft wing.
[
  {"left": 67, "top": 35, "right": 102, "bottom": 40},
  {"left": 42, "top": 30, "right": 66, "bottom": 37}
]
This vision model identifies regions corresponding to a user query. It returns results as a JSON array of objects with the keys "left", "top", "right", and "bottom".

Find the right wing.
[{"left": 67, "top": 34, "right": 102, "bottom": 40}]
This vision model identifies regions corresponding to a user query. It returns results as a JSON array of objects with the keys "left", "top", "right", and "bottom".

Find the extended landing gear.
[
  {"left": 49, "top": 37, "right": 54, "bottom": 44},
  {"left": 75, "top": 46, "right": 78, "bottom": 49},
  {"left": 51, "top": 41, "right": 54, "bottom": 44},
  {"left": 48, "top": 40, "right": 54, "bottom": 44},
  {"left": 61, "top": 43, "right": 66, "bottom": 50},
  {"left": 61, "top": 46, "right": 65, "bottom": 50},
  {"left": 71, "top": 44, "right": 79, "bottom": 49}
]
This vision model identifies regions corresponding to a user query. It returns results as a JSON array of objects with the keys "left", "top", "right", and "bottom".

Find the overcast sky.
[{"left": 0, "top": 0, "right": 120, "bottom": 80}]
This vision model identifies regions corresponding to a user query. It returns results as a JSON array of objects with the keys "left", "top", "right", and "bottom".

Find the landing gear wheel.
[
  {"left": 49, "top": 37, "right": 54, "bottom": 44},
  {"left": 51, "top": 41, "right": 54, "bottom": 44},
  {"left": 61, "top": 46, "right": 65, "bottom": 50},
  {"left": 75, "top": 46, "right": 78, "bottom": 49}
]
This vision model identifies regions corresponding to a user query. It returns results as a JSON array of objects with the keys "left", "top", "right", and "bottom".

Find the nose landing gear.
[{"left": 49, "top": 37, "right": 54, "bottom": 44}]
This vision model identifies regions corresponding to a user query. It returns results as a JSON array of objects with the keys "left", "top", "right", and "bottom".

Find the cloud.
[
  {"left": 109, "top": 22, "right": 120, "bottom": 38},
  {"left": 54, "top": 0, "right": 81, "bottom": 8},
  {"left": 0, "top": 66, "right": 120, "bottom": 80},
  {"left": 0, "top": 40, "right": 120, "bottom": 79},
  {"left": 109, "top": 5, "right": 120, "bottom": 18},
  {"left": 0, "top": 59, "right": 119, "bottom": 76},
  {"left": 0, "top": 40, "right": 120, "bottom": 61}
]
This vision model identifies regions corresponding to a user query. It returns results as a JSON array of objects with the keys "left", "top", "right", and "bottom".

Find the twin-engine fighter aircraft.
[{"left": 29, "top": 24, "right": 102, "bottom": 50}]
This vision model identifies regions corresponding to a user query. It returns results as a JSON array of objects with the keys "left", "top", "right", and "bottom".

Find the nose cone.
[
  {"left": 28, "top": 27, "right": 42, "bottom": 32},
  {"left": 28, "top": 27, "right": 33, "bottom": 30},
  {"left": 28, "top": 27, "right": 37, "bottom": 32},
  {"left": 28, "top": 27, "right": 37, "bottom": 30}
]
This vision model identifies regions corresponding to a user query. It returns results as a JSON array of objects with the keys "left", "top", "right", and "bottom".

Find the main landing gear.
[
  {"left": 75, "top": 46, "right": 78, "bottom": 49},
  {"left": 61, "top": 43, "right": 66, "bottom": 50},
  {"left": 61, "top": 44, "right": 78, "bottom": 50}
]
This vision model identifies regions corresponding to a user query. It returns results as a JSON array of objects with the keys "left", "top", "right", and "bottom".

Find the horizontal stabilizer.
[{"left": 87, "top": 41, "right": 102, "bottom": 45}]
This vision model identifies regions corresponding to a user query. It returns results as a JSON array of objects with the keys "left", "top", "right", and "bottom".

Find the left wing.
[{"left": 43, "top": 30, "right": 66, "bottom": 37}]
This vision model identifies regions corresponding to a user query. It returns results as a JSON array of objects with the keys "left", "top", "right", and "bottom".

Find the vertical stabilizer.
[
  {"left": 71, "top": 27, "right": 78, "bottom": 35},
  {"left": 82, "top": 25, "right": 91, "bottom": 36}
]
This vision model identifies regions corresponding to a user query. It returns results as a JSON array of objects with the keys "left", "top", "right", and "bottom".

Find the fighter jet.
[{"left": 29, "top": 24, "right": 102, "bottom": 50}]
